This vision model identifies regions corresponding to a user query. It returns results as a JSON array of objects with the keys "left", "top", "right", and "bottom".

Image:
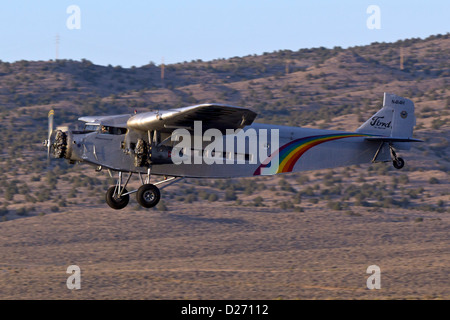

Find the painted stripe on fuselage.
[{"left": 254, "top": 133, "right": 371, "bottom": 175}]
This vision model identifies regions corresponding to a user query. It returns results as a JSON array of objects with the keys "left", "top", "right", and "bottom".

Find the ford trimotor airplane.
[{"left": 44, "top": 93, "right": 422, "bottom": 209}]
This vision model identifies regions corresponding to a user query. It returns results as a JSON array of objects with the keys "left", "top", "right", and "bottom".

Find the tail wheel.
[
  {"left": 136, "top": 184, "right": 161, "bottom": 208},
  {"left": 393, "top": 157, "right": 405, "bottom": 169},
  {"left": 105, "top": 186, "right": 129, "bottom": 210}
]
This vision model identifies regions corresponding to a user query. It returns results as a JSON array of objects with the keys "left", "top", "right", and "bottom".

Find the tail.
[{"left": 356, "top": 93, "right": 418, "bottom": 149}]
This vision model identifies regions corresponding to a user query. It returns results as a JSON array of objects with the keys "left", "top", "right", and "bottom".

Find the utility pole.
[
  {"left": 161, "top": 56, "right": 165, "bottom": 88},
  {"left": 400, "top": 47, "right": 404, "bottom": 70}
]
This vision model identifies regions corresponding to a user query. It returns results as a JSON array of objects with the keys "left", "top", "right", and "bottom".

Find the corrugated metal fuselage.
[{"left": 67, "top": 122, "right": 390, "bottom": 178}]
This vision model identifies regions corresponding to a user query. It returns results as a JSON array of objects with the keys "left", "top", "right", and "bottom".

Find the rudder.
[{"left": 356, "top": 92, "right": 416, "bottom": 139}]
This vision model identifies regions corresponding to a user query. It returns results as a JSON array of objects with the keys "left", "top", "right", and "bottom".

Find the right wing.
[{"left": 127, "top": 104, "right": 257, "bottom": 133}]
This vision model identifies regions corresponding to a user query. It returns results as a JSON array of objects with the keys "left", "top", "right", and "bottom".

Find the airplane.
[{"left": 44, "top": 92, "right": 422, "bottom": 210}]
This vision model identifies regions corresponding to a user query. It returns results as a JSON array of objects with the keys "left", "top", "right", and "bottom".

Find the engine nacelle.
[
  {"left": 150, "top": 145, "right": 173, "bottom": 164},
  {"left": 134, "top": 139, "right": 173, "bottom": 167}
]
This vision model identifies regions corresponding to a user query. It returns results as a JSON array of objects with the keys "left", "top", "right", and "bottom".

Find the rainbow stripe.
[{"left": 254, "top": 133, "right": 370, "bottom": 175}]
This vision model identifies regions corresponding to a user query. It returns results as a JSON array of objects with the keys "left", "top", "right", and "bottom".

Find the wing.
[
  {"left": 127, "top": 104, "right": 257, "bottom": 133},
  {"left": 78, "top": 114, "right": 131, "bottom": 127}
]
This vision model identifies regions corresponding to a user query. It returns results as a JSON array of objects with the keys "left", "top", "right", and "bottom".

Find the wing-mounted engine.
[
  {"left": 134, "top": 138, "right": 149, "bottom": 167},
  {"left": 150, "top": 144, "right": 173, "bottom": 164},
  {"left": 133, "top": 138, "right": 173, "bottom": 167}
]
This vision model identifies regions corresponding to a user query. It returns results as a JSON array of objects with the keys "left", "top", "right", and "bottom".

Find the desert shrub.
[
  {"left": 0, "top": 207, "right": 8, "bottom": 216},
  {"left": 407, "top": 188, "right": 423, "bottom": 199},
  {"left": 301, "top": 186, "right": 315, "bottom": 196},
  {"left": 184, "top": 194, "right": 197, "bottom": 203},
  {"left": 296, "top": 175, "right": 310, "bottom": 184},
  {"left": 327, "top": 201, "right": 344, "bottom": 211},
  {"left": 16, "top": 207, "right": 28, "bottom": 216},
  {"left": 279, "top": 201, "right": 294, "bottom": 210},
  {"left": 208, "top": 193, "right": 218, "bottom": 202},
  {"left": 429, "top": 177, "right": 439, "bottom": 184},
  {"left": 292, "top": 193, "right": 302, "bottom": 204},
  {"left": 252, "top": 196, "right": 264, "bottom": 207},
  {"left": 198, "top": 191, "right": 209, "bottom": 200},
  {"left": 278, "top": 179, "right": 296, "bottom": 193},
  {"left": 431, "top": 118, "right": 445, "bottom": 129},
  {"left": 224, "top": 190, "right": 237, "bottom": 201},
  {"left": 357, "top": 174, "right": 366, "bottom": 183},
  {"left": 398, "top": 174, "right": 409, "bottom": 184}
]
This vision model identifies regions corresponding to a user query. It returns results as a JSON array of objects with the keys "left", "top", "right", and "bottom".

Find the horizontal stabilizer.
[{"left": 365, "top": 137, "right": 423, "bottom": 143}]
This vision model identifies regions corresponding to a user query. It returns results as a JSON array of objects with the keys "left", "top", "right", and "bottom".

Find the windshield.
[{"left": 84, "top": 124, "right": 100, "bottom": 132}]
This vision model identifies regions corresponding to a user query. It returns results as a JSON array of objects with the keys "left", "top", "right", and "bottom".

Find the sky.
[{"left": 0, "top": 0, "right": 449, "bottom": 68}]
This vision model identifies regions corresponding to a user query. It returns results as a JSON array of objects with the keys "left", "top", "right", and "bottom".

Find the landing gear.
[
  {"left": 104, "top": 169, "right": 181, "bottom": 210},
  {"left": 390, "top": 144, "right": 405, "bottom": 170},
  {"left": 393, "top": 157, "right": 405, "bottom": 169},
  {"left": 136, "top": 184, "right": 161, "bottom": 208},
  {"left": 105, "top": 186, "right": 130, "bottom": 210}
]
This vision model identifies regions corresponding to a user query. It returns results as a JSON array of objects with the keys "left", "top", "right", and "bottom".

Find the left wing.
[
  {"left": 127, "top": 104, "right": 257, "bottom": 133},
  {"left": 79, "top": 114, "right": 132, "bottom": 127}
]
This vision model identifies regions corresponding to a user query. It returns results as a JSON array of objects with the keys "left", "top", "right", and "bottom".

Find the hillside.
[{"left": 0, "top": 33, "right": 448, "bottom": 221}]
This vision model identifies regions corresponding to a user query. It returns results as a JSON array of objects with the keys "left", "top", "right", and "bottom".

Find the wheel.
[
  {"left": 105, "top": 186, "right": 129, "bottom": 210},
  {"left": 393, "top": 157, "right": 405, "bottom": 169},
  {"left": 136, "top": 184, "right": 161, "bottom": 208}
]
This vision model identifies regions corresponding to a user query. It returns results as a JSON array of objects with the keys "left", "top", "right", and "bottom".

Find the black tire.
[
  {"left": 393, "top": 157, "right": 405, "bottom": 169},
  {"left": 105, "top": 186, "right": 129, "bottom": 210},
  {"left": 136, "top": 184, "right": 161, "bottom": 208}
]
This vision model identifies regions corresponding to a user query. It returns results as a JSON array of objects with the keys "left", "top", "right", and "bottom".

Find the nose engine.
[
  {"left": 52, "top": 130, "right": 68, "bottom": 159},
  {"left": 43, "top": 126, "right": 74, "bottom": 162}
]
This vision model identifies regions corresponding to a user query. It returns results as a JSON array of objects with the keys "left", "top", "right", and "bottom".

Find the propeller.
[{"left": 47, "top": 109, "right": 54, "bottom": 163}]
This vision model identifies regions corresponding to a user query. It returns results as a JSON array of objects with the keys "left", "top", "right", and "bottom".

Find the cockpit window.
[{"left": 84, "top": 124, "right": 100, "bottom": 132}]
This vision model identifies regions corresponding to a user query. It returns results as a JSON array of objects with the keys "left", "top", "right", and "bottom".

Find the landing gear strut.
[
  {"left": 104, "top": 169, "right": 181, "bottom": 210},
  {"left": 105, "top": 186, "right": 129, "bottom": 210},
  {"left": 389, "top": 144, "right": 405, "bottom": 170}
]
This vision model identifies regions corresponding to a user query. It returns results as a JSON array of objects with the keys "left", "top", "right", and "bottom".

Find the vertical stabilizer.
[{"left": 356, "top": 93, "right": 416, "bottom": 138}]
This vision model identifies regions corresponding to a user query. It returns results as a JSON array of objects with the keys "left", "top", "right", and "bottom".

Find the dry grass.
[{"left": 0, "top": 202, "right": 449, "bottom": 300}]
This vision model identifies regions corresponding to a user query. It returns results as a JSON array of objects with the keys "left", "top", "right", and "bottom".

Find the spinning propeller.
[{"left": 46, "top": 109, "right": 55, "bottom": 163}]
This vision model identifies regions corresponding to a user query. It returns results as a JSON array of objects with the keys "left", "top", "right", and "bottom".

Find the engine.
[
  {"left": 134, "top": 138, "right": 173, "bottom": 167},
  {"left": 52, "top": 130, "right": 68, "bottom": 158}
]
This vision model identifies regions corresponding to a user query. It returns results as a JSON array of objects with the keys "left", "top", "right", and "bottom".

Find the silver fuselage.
[{"left": 66, "top": 122, "right": 390, "bottom": 178}]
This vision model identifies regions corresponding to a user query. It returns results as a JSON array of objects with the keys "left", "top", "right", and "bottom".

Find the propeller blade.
[{"left": 47, "top": 109, "right": 54, "bottom": 163}]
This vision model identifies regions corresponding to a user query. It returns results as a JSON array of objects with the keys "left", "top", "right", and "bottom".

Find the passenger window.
[{"left": 100, "top": 126, "right": 127, "bottom": 135}]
